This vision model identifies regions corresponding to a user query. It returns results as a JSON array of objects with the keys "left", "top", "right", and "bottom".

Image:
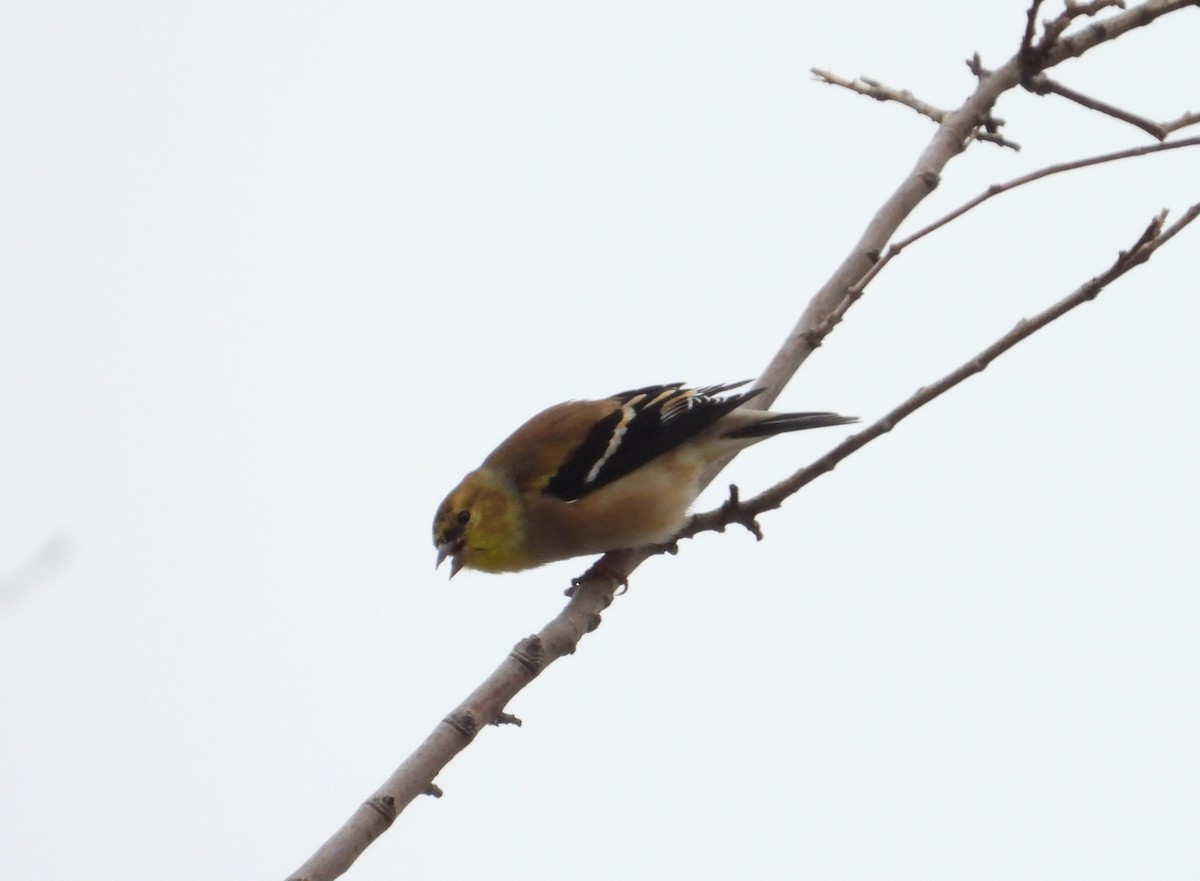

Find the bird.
[{"left": 432, "top": 381, "right": 856, "bottom": 577}]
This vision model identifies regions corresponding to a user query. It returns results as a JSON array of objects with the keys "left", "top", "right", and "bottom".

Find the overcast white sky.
[{"left": 3, "top": 2, "right": 1198, "bottom": 879}]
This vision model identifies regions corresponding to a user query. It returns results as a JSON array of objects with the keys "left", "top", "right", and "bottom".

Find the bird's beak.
[{"left": 435, "top": 539, "right": 465, "bottom": 579}]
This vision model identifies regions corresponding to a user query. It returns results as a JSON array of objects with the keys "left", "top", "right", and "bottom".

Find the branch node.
[
  {"left": 492, "top": 711, "right": 523, "bottom": 727},
  {"left": 364, "top": 795, "right": 398, "bottom": 824},
  {"left": 510, "top": 635, "right": 546, "bottom": 675},
  {"left": 423, "top": 783, "right": 444, "bottom": 799},
  {"left": 442, "top": 709, "right": 479, "bottom": 742}
]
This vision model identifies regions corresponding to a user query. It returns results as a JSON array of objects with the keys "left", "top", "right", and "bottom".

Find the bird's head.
[{"left": 432, "top": 468, "right": 526, "bottom": 577}]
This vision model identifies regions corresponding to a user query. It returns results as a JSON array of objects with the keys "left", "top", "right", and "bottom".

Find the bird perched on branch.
[{"left": 432, "top": 381, "right": 855, "bottom": 577}]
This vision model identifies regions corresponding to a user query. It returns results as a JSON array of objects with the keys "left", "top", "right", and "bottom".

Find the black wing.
[{"left": 542, "top": 381, "right": 763, "bottom": 502}]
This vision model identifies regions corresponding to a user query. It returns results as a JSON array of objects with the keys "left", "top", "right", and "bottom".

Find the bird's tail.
[{"left": 725, "top": 411, "right": 858, "bottom": 439}]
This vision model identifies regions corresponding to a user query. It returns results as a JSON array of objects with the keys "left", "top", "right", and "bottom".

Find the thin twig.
[
  {"left": 894, "top": 136, "right": 1200, "bottom": 254},
  {"left": 811, "top": 68, "right": 1018, "bottom": 149},
  {"left": 1163, "top": 111, "right": 1200, "bottom": 135},
  {"left": 811, "top": 68, "right": 947, "bottom": 124},
  {"left": 803, "top": 136, "right": 1200, "bottom": 347}
]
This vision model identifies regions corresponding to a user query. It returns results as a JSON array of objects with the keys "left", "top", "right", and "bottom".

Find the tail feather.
[{"left": 725, "top": 411, "right": 858, "bottom": 439}]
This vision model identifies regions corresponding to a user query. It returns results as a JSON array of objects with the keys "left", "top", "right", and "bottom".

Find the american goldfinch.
[{"left": 433, "top": 381, "right": 855, "bottom": 577}]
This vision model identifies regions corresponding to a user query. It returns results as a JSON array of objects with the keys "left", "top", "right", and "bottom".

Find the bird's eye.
[{"left": 456, "top": 510, "right": 471, "bottom": 525}]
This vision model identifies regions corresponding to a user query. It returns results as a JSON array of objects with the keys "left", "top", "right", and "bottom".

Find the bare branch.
[
  {"left": 1033, "top": 0, "right": 1131, "bottom": 61},
  {"left": 1028, "top": 74, "right": 1169, "bottom": 138},
  {"left": 756, "top": 2, "right": 1199, "bottom": 405},
  {"left": 1163, "top": 110, "right": 1200, "bottom": 135},
  {"left": 811, "top": 68, "right": 948, "bottom": 125},
  {"left": 678, "top": 202, "right": 1200, "bottom": 540},
  {"left": 283, "top": 615, "right": 605, "bottom": 880},
  {"left": 760, "top": 65, "right": 1020, "bottom": 398},
  {"left": 1024, "top": 68, "right": 1200, "bottom": 141},
  {"left": 777, "top": 1, "right": 1199, "bottom": 379},
  {"left": 976, "top": 2, "right": 1195, "bottom": 141},
  {"left": 1041, "top": 0, "right": 1198, "bottom": 67}
]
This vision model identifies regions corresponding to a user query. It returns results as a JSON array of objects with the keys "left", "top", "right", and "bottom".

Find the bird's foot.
[
  {"left": 566, "top": 557, "right": 631, "bottom": 598},
  {"left": 720, "top": 484, "right": 764, "bottom": 540}
]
